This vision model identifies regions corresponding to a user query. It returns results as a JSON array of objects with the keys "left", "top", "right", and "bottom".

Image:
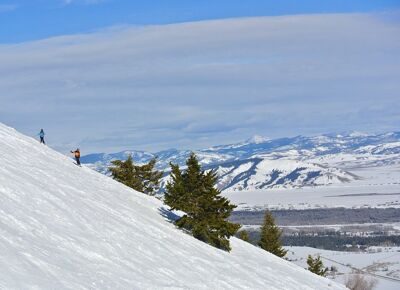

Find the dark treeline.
[
  {"left": 245, "top": 230, "right": 400, "bottom": 251},
  {"left": 230, "top": 208, "right": 400, "bottom": 226}
]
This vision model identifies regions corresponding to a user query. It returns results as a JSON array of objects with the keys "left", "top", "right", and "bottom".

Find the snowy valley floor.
[
  {"left": 224, "top": 176, "right": 400, "bottom": 290},
  {"left": 223, "top": 158, "right": 400, "bottom": 210},
  {"left": 286, "top": 246, "right": 400, "bottom": 290},
  {"left": 224, "top": 184, "right": 400, "bottom": 211}
]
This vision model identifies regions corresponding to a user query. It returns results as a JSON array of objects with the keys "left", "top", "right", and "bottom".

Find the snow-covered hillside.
[
  {"left": 214, "top": 158, "right": 357, "bottom": 191},
  {"left": 0, "top": 123, "right": 345, "bottom": 289},
  {"left": 82, "top": 131, "right": 400, "bottom": 192}
]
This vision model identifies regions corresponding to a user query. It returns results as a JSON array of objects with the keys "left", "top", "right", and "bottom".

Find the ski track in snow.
[{"left": 0, "top": 123, "right": 346, "bottom": 289}]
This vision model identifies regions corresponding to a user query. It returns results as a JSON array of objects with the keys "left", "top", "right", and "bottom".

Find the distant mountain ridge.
[{"left": 82, "top": 131, "right": 400, "bottom": 191}]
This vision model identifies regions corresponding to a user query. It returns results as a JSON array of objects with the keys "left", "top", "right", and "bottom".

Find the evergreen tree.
[
  {"left": 136, "top": 158, "right": 163, "bottom": 195},
  {"left": 238, "top": 230, "right": 250, "bottom": 242},
  {"left": 109, "top": 155, "right": 163, "bottom": 196},
  {"left": 109, "top": 155, "right": 142, "bottom": 190},
  {"left": 258, "top": 211, "right": 287, "bottom": 257},
  {"left": 164, "top": 153, "right": 240, "bottom": 251},
  {"left": 307, "top": 255, "right": 327, "bottom": 277}
]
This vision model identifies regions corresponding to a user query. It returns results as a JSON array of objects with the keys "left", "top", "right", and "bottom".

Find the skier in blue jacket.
[{"left": 38, "top": 129, "right": 45, "bottom": 144}]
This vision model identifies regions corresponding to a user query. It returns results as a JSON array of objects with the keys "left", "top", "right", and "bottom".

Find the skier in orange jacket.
[{"left": 71, "top": 148, "right": 81, "bottom": 166}]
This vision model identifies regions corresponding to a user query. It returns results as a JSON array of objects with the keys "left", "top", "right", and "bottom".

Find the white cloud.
[{"left": 0, "top": 13, "right": 399, "bottom": 152}]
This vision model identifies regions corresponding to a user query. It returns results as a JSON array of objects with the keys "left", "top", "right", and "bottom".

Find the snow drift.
[{"left": 0, "top": 123, "right": 346, "bottom": 289}]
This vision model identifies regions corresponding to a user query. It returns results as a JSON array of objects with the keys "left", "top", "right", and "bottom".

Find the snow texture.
[
  {"left": 224, "top": 184, "right": 400, "bottom": 211},
  {"left": 0, "top": 123, "right": 346, "bottom": 289},
  {"left": 287, "top": 246, "right": 400, "bottom": 290}
]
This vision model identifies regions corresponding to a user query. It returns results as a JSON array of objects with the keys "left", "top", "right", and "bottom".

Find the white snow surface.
[
  {"left": 225, "top": 185, "right": 400, "bottom": 211},
  {"left": 286, "top": 246, "right": 400, "bottom": 290},
  {"left": 0, "top": 123, "right": 346, "bottom": 289}
]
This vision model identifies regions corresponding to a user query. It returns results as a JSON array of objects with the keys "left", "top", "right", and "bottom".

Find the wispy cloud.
[
  {"left": 0, "top": 4, "right": 17, "bottom": 13},
  {"left": 0, "top": 13, "right": 399, "bottom": 152}
]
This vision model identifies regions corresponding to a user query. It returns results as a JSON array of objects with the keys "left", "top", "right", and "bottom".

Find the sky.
[
  {"left": 0, "top": 1, "right": 399, "bottom": 153},
  {"left": 1, "top": 0, "right": 400, "bottom": 43}
]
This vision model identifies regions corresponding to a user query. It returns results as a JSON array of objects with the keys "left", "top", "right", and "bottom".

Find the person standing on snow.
[
  {"left": 71, "top": 148, "right": 81, "bottom": 166},
  {"left": 38, "top": 129, "right": 46, "bottom": 144}
]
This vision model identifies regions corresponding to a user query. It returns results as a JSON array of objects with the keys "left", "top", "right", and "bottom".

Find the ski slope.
[{"left": 0, "top": 123, "right": 346, "bottom": 289}]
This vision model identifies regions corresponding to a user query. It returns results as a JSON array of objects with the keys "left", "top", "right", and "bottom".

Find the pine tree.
[
  {"left": 164, "top": 163, "right": 187, "bottom": 210},
  {"left": 258, "top": 211, "right": 287, "bottom": 257},
  {"left": 135, "top": 158, "right": 163, "bottom": 195},
  {"left": 109, "top": 155, "right": 163, "bottom": 195},
  {"left": 109, "top": 155, "right": 142, "bottom": 190},
  {"left": 164, "top": 153, "right": 240, "bottom": 251},
  {"left": 307, "top": 255, "right": 327, "bottom": 277},
  {"left": 238, "top": 230, "right": 250, "bottom": 242}
]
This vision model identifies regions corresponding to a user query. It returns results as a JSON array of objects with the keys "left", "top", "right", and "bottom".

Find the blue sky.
[
  {"left": 1, "top": 0, "right": 400, "bottom": 43},
  {"left": 0, "top": 1, "right": 399, "bottom": 153}
]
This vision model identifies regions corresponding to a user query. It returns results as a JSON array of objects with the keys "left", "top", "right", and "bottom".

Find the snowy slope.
[{"left": 0, "top": 123, "right": 346, "bottom": 289}]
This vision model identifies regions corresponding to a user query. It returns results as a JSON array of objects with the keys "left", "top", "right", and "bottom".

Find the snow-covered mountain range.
[
  {"left": 82, "top": 131, "right": 400, "bottom": 191},
  {"left": 0, "top": 123, "right": 347, "bottom": 289}
]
